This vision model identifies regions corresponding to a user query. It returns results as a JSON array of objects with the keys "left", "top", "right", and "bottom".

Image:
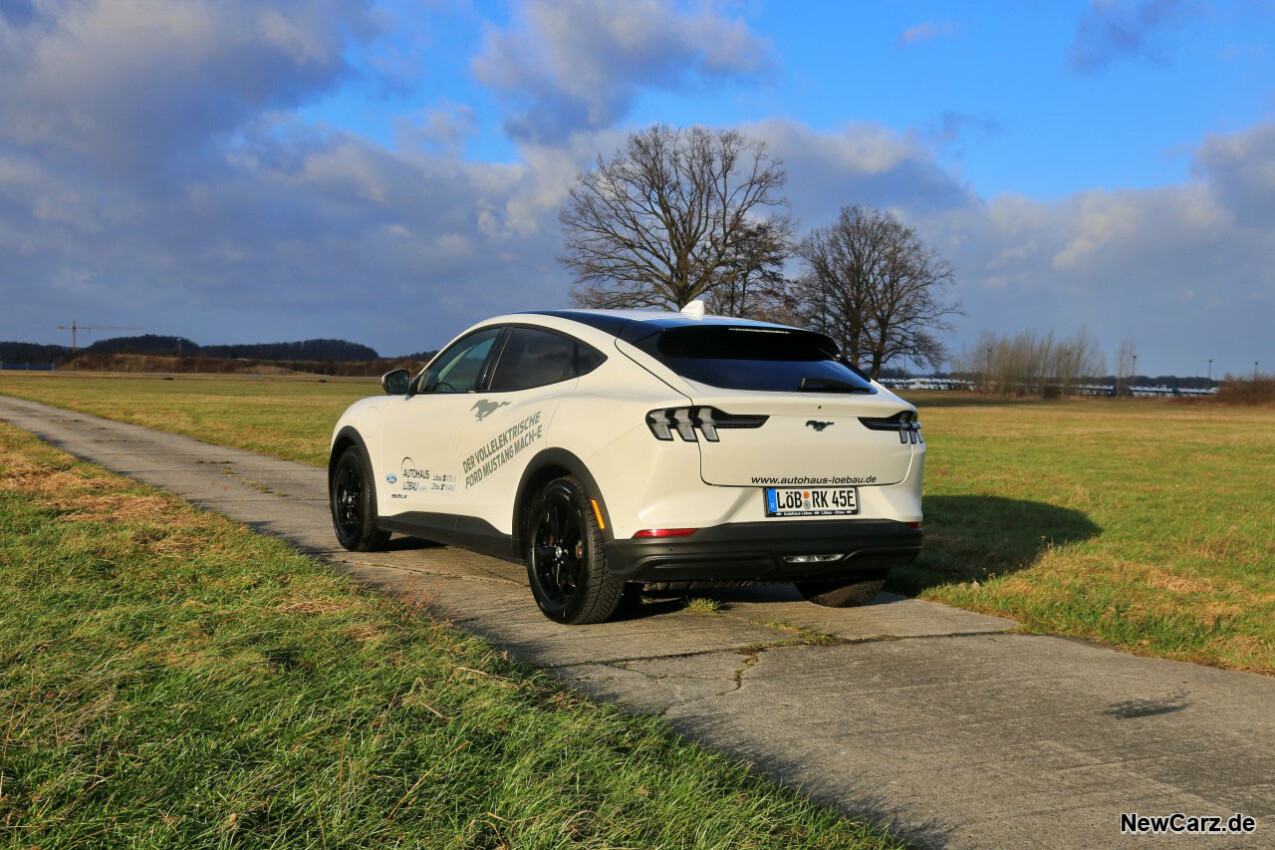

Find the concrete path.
[{"left": 2, "top": 393, "right": 1271, "bottom": 849}]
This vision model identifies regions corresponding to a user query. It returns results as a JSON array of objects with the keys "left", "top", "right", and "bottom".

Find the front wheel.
[
  {"left": 331, "top": 445, "right": 390, "bottom": 552},
  {"left": 525, "top": 476, "right": 623, "bottom": 625},
  {"left": 795, "top": 577, "right": 886, "bottom": 608}
]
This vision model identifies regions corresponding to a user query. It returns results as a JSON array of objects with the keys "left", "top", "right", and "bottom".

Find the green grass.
[
  {"left": 3, "top": 374, "right": 1273, "bottom": 673},
  {"left": 683, "top": 597, "right": 725, "bottom": 614},
  {"left": 0, "top": 423, "right": 902, "bottom": 848},
  {"left": 0, "top": 372, "right": 371, "bottom": 465},
  {"left": 896, "top": 396, "right": 1275, "bottom": 673}
]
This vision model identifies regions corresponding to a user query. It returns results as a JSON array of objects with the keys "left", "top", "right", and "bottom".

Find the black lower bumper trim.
[{"left": 603, "top": 519, "right": 922, "bottom": 583}]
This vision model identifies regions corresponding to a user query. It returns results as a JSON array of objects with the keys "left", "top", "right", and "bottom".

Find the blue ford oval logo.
[{"left": 386, "top": 473, "right": 397, "bottom": 484}]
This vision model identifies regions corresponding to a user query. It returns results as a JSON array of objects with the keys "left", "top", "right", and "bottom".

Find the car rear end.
[{"left": 599, "top": 318, "right": 924, "bottom": 587}]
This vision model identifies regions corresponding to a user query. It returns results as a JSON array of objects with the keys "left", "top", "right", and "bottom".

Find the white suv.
[{"left": 330, "top": 305, "right": 924, "bottom": 624}]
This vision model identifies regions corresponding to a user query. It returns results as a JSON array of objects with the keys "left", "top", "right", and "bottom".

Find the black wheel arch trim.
[
  {"left": 512, "top": 447, "right": 613, "bottom": 558},
  {"left": 330, "top": 426, "right": 374, "bottom": 491}
]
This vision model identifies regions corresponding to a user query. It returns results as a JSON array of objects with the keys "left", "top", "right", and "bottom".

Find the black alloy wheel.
[
  {"left": 331, "top": 446, "right": 390, "bottom": 552},
  {"left": 525, "top": 476, "right": 623, "bottom": 625}
]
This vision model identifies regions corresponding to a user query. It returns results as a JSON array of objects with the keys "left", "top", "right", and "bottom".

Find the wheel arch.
[
  {"left": 329, "top": 426, "right": 374, "bottom": 490},
  {"left": 512, "top": 448, "right": 613, "bottom": 558}
]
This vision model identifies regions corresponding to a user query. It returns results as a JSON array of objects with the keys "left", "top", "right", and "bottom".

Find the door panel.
[
  {"left": 378, "top": 394, "right": 472, "bottom": 519},
  {"left": 378, "top": 326, "right": 503, "bottom": 519},
  {"left": 454, "top": 389, "right": 567, "bottom": 533}
]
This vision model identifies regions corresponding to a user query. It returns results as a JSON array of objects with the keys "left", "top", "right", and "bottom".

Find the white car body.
[{"left": 330, "top": 307, "right": 925, "bottom": 623}]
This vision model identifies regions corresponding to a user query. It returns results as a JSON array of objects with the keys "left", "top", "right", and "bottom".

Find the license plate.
[{"left": 764, "top": 487, "right": 858, "bottom": 517}]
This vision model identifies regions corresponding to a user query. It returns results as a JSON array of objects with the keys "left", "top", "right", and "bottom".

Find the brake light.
[
  {"left": 859, "top": 411, "right": 923, "bottom": 444},
  {"left": 645, "top": 407, "right": 767, "bottom": 442},
  {"left": 633, "top": 528, "right": 698, "bottom": 538}
]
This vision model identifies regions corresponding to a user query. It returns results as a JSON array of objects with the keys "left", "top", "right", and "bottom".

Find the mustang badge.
[
  {"left": 805, "top": 420, "right": 834, "bottom": 432},
  {"left": 472, "top": 399, "right": 511, "bottom": 422}
]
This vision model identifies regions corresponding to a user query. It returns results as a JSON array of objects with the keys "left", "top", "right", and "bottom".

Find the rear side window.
[
  {"left": 632, "top": 325, "right": 876, "bottom": 394},
  {"left": 488, "top": 327, "right": 606, "bottom": 392}
]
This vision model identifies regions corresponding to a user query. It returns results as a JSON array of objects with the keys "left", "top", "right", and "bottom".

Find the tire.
[
  {"left": 795, "top": 577, "right": 886, "bottom": 608},
  {"left": 331, "top": 445, "right": 390, "bottom": 552},
  {"left": 524, "top": 475, "right": 624, "bottom": 625}
]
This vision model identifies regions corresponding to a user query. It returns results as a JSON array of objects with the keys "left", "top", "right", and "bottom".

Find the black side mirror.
[{"left": 381, "top": 368, "right": 410, "bottom": 395}]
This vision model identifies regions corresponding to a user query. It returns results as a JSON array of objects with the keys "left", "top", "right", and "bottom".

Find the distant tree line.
[
  {"left": 947, "top": 331, "right": 1216, "bottom": 397},
  {"left": 951, "top": 329, "right": 1106, "bottom": 398},
  {"left": 1, "top": 336, "right": 384, "bottom": 364},
  {"left": 85, "top": 335, "right": 381, "bottom": 361},
  {"left": 0, "top": 342, "right": 69, "bottom": 366}
]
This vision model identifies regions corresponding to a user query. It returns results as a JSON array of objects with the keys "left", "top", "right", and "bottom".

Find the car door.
[
  {"left": 377, "top": 326, "right": 504, "bottom": 522},
  {"left": 454, "top": 326, "right": 602, "bottom": 532}
]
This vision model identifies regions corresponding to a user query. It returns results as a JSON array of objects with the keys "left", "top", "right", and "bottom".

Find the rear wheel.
[
  {"left": 525, "top": 476, "right": 623, "bottom": 625},
  {"left": 795, "top": 577, "right": 886, "bottom": 608},
  {"left": 331, "top": 445, "right": 390, "bottom": 552}
]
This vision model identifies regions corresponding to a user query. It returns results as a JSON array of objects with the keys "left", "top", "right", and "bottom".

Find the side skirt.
[{"left": 379, "top": 512, "right": 522, "bottom": 564}]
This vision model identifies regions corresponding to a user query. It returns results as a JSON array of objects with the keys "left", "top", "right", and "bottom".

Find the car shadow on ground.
[
  {"left": 889, "top": 495, "right": 1102, "bottom": 594},
  {"left": 383, "top": 536, "right": 446, "bottom": 552},
  {"left": 618, "top": 495, "right": 1102, "bottom": 616}
]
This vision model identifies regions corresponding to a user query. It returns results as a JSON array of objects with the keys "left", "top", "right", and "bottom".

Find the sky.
[{"left": 2, "top": 0, "right": 1273, "bottom": 377}]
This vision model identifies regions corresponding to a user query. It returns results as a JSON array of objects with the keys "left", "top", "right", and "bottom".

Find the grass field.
[
  {"left": 0, "top": 422, "right": 901, "bottom": 847},
  {"left": 2, "top": 372, "right": 1272, "bottom": 674},
  {"left": 0, "top": 372, "right": 369, "bottom": 466},
  {"left": 900, "top": 397, "right": 1274, "bottom": 673}
]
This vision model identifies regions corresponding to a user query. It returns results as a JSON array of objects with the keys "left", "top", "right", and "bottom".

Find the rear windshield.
[{"left": 628, "top": 325, "right": 876, "bottom": 393}]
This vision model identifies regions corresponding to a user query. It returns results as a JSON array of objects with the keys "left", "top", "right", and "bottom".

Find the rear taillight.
[
  {"left": 645, "top": 407, "right": 767, "bottom": 442},
  {"left": 858, "top": 410, "right": 923, "bottom": 444}
]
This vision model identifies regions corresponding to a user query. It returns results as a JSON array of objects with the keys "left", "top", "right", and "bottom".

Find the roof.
[{"left": 523, "top": 309, "right": 792, "bottom": 339}]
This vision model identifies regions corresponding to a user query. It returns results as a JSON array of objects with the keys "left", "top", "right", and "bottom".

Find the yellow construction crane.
[{"left": 56, "top": 320, "right": 144, "bottom": 354}]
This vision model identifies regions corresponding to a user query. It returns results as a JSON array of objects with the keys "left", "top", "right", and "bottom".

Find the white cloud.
[
  {"left": 915, "top": 161, "right": 1271, "bottom": 374},
  {"left": 473, "top": 0, "right": 772, "bottom": 141},
  {"left": 1195, "top": 122, "right": 1275, "bottom": 226},
  {"left": 897, "top": 19, "right": 960, "bottom": 47},
  {"left": 747, "top": 119, "right": 977, "bottom": 226},
  {"left": 1, "top": 1, "right": 1271, "bottom": 375},
  {"left": 0, "top": 0, "right": 378, "bottom": 175}
]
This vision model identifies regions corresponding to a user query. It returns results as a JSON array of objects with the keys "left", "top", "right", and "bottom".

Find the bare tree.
[
  {"left": 1115, "top": 338, "right": 1137, "bottom": 396},
  {"left": 702, "top": 219, "right": 791, "bottom": 321},
  {"left": 560, "top": 125, "right": 791, "bottom": 310},
  {"left": 792, "top": 205, "right": 960, "bottom": 378},
  {"left": 953, "top": 328, "right": 1106, "bottom": 398}
]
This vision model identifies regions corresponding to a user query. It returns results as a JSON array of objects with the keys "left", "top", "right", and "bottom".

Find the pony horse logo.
[{"left": 472, "top": 399, "right": 511, "bottom": 422}]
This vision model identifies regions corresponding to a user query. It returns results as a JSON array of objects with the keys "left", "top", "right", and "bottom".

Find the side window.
[
  {"left": 489, "top": 327, "right": 589, "bottom": 392},
  {"left": 575, "top": 343, "right": 606, "bottom": 377},
  {"left": 419, "top": 327, "right": 502, "bottom": 393}
]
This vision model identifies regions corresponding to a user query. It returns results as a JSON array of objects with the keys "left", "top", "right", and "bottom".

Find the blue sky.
[{"left": 3, "top": 0, "right": 1273, "bottom": 376}]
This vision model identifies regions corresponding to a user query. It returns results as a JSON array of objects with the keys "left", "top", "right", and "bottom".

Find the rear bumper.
[{"left": 603, "top": 519, "right": 922, "bottom": 583}]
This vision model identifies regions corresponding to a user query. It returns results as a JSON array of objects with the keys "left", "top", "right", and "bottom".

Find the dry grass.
[
  {"left": 1214, "top": 374, "right": 1275, "bottom": 406},
  {"left": 0, "top": 423, "right": 903, "bottom": 848}
]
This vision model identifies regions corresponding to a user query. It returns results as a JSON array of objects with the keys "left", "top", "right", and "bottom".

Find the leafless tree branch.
[
  {"left": 792, "top": 205, "right": 961, "bottom": 378},
  {"left": 560, "top": 125, "right": 790, "bottom": 310}
]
